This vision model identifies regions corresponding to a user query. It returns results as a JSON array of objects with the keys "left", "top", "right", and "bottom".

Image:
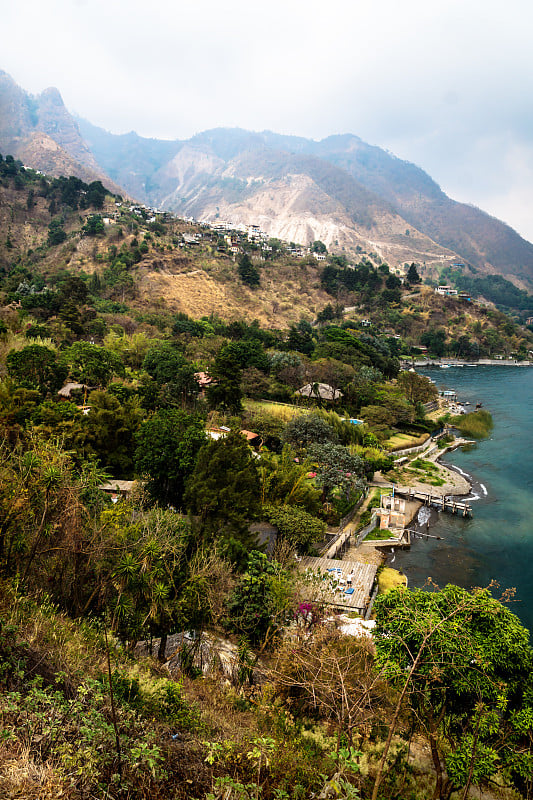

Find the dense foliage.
[{"left": 0, "top": 159, "right": 532, "bottom": 799}]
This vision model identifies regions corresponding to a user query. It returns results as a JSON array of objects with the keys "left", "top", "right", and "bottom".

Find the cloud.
[{"left": 3, "top": 0, "right": 533, "bottom": 238}]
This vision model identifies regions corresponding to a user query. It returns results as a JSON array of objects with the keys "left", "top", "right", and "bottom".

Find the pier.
[{"left": 393, "top": 488, "right": 472, "bottom": 517}]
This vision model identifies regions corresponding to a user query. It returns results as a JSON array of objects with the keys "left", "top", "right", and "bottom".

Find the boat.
[
  {"left": 440, "top": 364, "right": 451, "bottom": 369},
  {"left": 466, "top": 363, "right": 478, "bottom": 367}
]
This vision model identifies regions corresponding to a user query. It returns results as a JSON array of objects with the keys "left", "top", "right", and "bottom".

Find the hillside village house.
[{"left": 435, "top": 285, "right": 458, "bottom": 296}]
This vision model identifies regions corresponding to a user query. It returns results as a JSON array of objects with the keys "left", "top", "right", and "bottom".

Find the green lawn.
[
  {"left": 366, "top": 527, "right": 397, "bottom": 541},
  {"left": 403, "top": 457, "right": 446, "bottom": 486}
]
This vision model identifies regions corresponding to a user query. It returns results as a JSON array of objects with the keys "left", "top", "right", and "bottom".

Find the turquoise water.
[{"left": 390, "top": 366, "right": 533, "bottom": 634}]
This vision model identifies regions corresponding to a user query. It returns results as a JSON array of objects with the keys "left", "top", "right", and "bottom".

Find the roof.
[
  {"left": 296, "top": 383, "right": 343, "bottom": 401},
  {"left": 298, "top": 556, "right": 378, "bottom": 612},
  {"left": 240, "top": 429, "right": 260, "bottom": 441},
  {"left": 249, "top": 521, "right": 278, "bottom": 555},
  {"left": 58, "top": 382, "right": 91, "bottom": 398},
  {"left": 99, "top": 480, "right": 136, "bottom": 493}
]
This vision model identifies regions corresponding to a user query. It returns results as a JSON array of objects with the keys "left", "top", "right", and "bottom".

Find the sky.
[{"left": 3, "top": 0, "right": 533, "bottom": 239}]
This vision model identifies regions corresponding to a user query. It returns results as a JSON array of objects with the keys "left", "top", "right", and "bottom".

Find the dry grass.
[
  {"left": 243, "top": 399, "right": 309, "bottom": 422},
  {"left": 377, "top": 567, "right": 408, "bottom": 594},
  {"left": 0, "top": 746, "right": 65, "bottom": 800},
  {"left": 384, "top": 432, "right": 429, "bottom": 451}
]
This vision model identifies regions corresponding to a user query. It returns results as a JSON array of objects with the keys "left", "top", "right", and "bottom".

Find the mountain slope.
[
  {"left": 307, "top": 133, "right": 533, "bottom": 286},
  {"left": 78, "top": 122, "right": 533, "bottom": 288},
  {"left": 2, "top": 67, "right": 532, "bottom": 289},
  {"left": 0, "top": 71, "right": 123, "bottom": 195}
]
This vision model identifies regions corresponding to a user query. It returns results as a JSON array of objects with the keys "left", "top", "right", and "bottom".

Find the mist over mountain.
[{"left": 2, "top": 68, "right": 533, "bottom": 290}]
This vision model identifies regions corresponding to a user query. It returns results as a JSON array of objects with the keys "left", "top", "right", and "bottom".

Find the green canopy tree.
[
  {"left": 79, "top": 390, "right": 145, "bottom": 477},
  {"left": 281, "top": 414, "right": 338, "bottom": 451},
  {"left": 60, "top": 341, "right": 125, "bottom": 387},
  {"left": 397, "top": 370, "right": 438, "bottom": 406},
  {"left": 184, "top": 430, "right": 261, "bottom": 565},
  {"left": 206, "top": 351, "right": 243, "bottom": 414},
  {"left": 258, "top": 446, "right": 321, "bottom": 514},
  {"left": 142, "top": 343, "right": 199, "bottom": 404},
  {"left": 308, "top": 442, "right": 368, "bottom": 504},
  {"left": 134, "top": 409, "right": 206, "bottom": 507},
  {"left": 372, "top": 584, "right": 533, "bottom": 800},
  {"left": 407, "top": 262, "right": 421, "bottom": 284},
  {"left": 6, "top": 345, "right": 67, "bottom": 396},
  {"left": 226, "top": 550, "right": 287, "bottom": 647},
  {"left": 237, "top": 253, "right": 260, "bottom": 287},
  {"left": 262, "top": 503, "right": 325, "bottom": 553},
  {"left": 83, "top": 214, "right": 105, "bottom": 236}
]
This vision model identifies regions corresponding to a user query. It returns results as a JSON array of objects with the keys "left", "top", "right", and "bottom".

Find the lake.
[{"left": 390, "top": 365, "right": 533, "bottom": 634}]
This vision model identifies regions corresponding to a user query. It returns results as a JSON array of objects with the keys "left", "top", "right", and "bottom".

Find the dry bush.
[{"left": 268, "top": 627, "right": 393, "bottom": 750}]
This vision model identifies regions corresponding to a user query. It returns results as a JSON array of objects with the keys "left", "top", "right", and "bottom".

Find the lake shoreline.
[{"left": 393, "top": 365, "right": 533, "bottom": 634}]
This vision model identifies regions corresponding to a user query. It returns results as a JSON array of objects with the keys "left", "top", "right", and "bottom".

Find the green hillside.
[{"left": 1, "top": 157, "right": 533, "bottom": 800}]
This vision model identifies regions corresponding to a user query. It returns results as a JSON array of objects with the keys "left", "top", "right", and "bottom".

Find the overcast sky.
[{"left": 4, "top": 0, "right": 533, "bottom": 239}]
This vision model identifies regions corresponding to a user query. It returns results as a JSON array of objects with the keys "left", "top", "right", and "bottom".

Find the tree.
[
  {"left": 60, "top": 342, "right": 125, "bottom": 387},
  {"left": 407, "top": 262, "right": 421, "bottom": 284},
  {"left": 85, "top": 180, "right": 107, "bottom": 208},
  {"left": 142, "top": 343, "right": 198, "bottom": 403},
  {"left": 184, "top": 431, "right": 261, "bottom": 564},
  {"left": 6, "top": 345, "right": 67, "bottom": 395},
  {"left": 83, "top": 214, "right": 105, "bottom": 236},
  {"left": 58, "top": 275, "right": 89, "bottom": 306},
  {"left": 262, "top": 503, "right": 325, "bottom": 552},
  {"left": 206, "top": 351, "right": 243, "bottom": 414},
  {"left": 221, "top": 339, "right": 269, "bottom": 372},
  {"left": 238, "top": 254, "right": 260, "bottom": 287},
  {"left": 0, "top": 435, "right": 106, "bottom": 614},
  {"left": 47, "top": 218, "right": 67, "bottom": 246},
  {"left": 100, "top": 507, "right": 197, "bottom": 659},
  {"left": 287, "top": 320, "right": 315, "bottom": 355},
  {"left": 134, "top": 409, "right": 206, "bottom": 507},
  {"left": 282, "top": 413, "right": 338, "bottom": 450},
  {"left": 311, "top": 240, "right": 327, "bottom": 254},
  {"left": 373, "top": 584, "right": 533, "bottom": 800},
  {"left": 308, "top": 442, "right": 368, "bottom": 503},
  {"left": 385, "top": 273, "right": 402, "bottom": 290},
  {"left": 271, "top": 627, "right": 390, "bottom": 752},
  {"left": 307, "top": 358, "right": 355, "bottom": 399},
  {"left": 258, "top": 446, "right": 321, "bottom": 513},
  {"left": 241, "top": 366, "right": 271, "bottom": 399},
  {"left": 79, "top": 391, "right": 145, "bottom": 477},
  {"left": 226, "top": 551, "right": 285, "bottom": 646},
  {"left": 421, "top": 328, "right": 447, "bottom": 357},
  {"left": 397, "top": 370, "right": 438, "bottom": 406}
]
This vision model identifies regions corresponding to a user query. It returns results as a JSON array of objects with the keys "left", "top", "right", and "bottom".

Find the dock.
[
  {"left": 298, "top": 556, "right": 378, "bottom": 615},
  {"left": 392, "top": 488, "right": 472, "bottom": 517}
]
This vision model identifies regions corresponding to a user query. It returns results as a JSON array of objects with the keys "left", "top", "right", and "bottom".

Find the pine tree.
[
  {"left": 184, "top": 431, "right": 261, "bottom": 564},
  {"left": 238, "top": 254, "right": 260, "bottom": 287}
]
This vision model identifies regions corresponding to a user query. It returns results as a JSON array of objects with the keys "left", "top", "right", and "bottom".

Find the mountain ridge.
[
  {"left": 0, "top": 70, "right": 124, "bottom": 196},
  {"left": 79, "top": 119, "right": 533, "bottom": 289},
  {"left": 2, "top": 69, "right": 533, "bottom": 290}
]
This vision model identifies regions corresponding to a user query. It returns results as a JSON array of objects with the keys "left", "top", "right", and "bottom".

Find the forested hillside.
[{"left": 1, "top": 157, "right": 533, "bottom": 800}]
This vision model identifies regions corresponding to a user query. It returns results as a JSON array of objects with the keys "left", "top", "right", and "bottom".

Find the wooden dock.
[
  {"left": 393, "top": 488, "right": 472, "bottom": 517},
  {"left": 298, "top": 556, "right": 378, "bottom": 614}
]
